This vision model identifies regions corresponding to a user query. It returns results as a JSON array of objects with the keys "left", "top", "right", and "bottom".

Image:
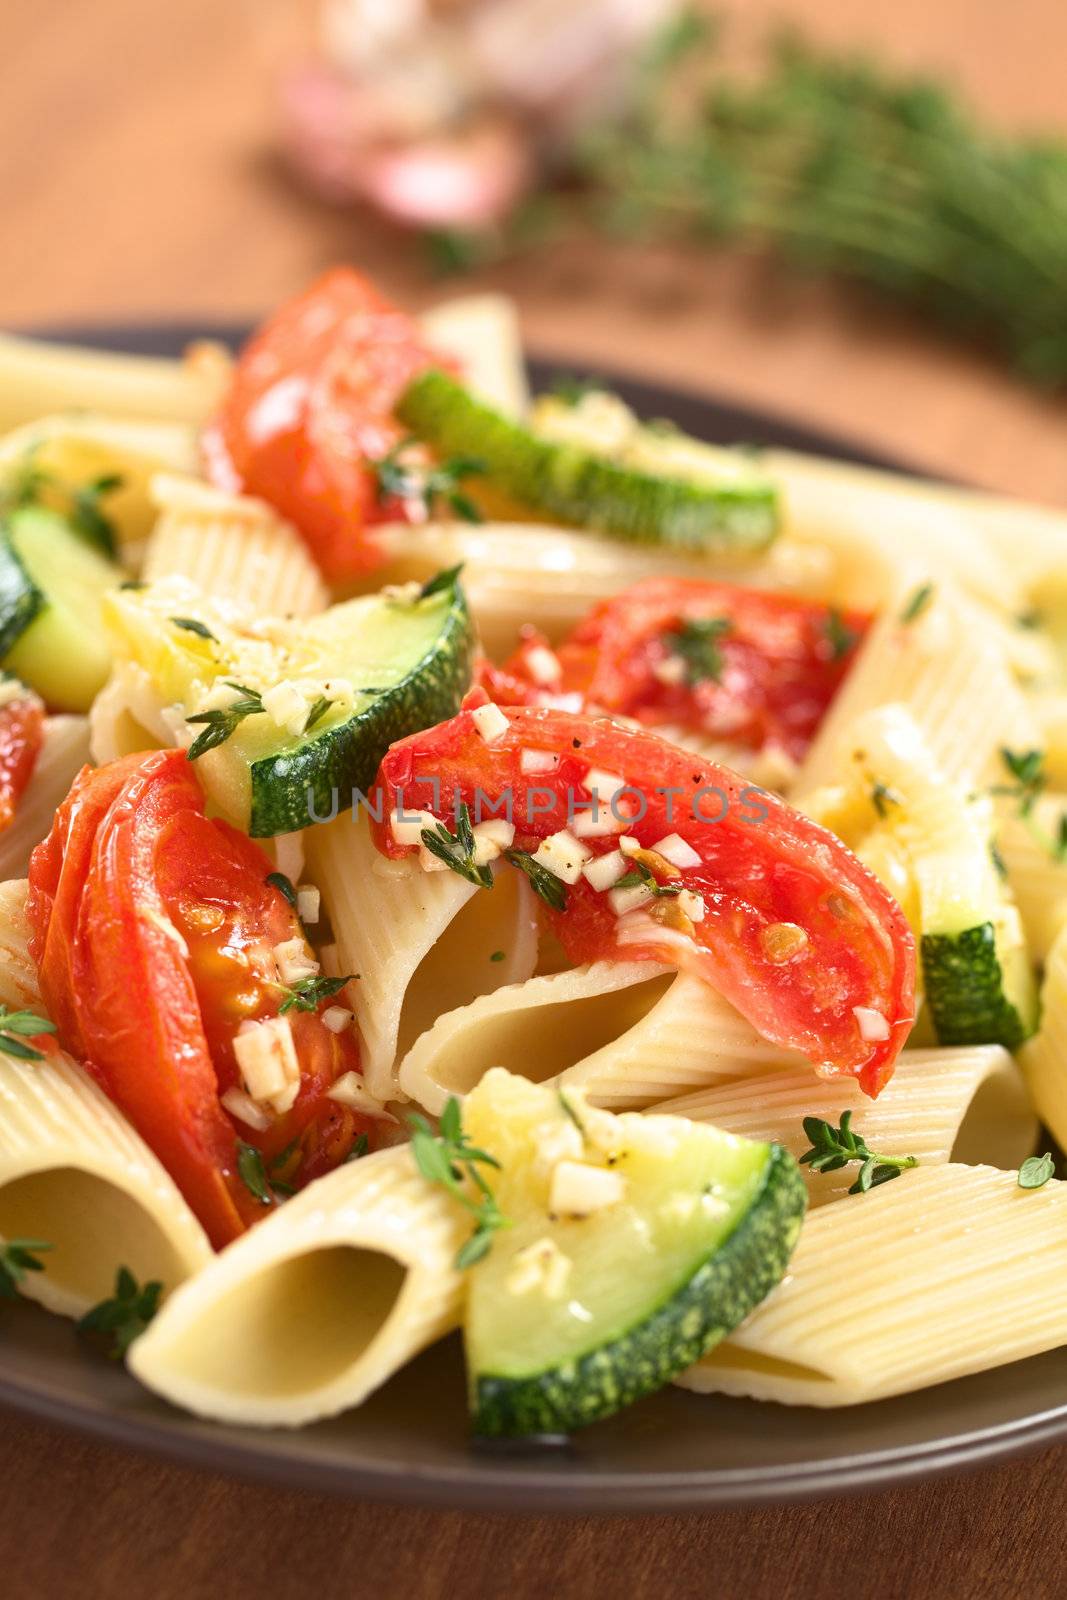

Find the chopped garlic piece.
[
  {"left": 296, "top": 885, "right": 320, "bottom": 924},
  {"left": 619, "top": 835, "right": 642, "bottom": 856},
  {"left": 273, "top": 937, "right": 318, "bottom": 986},
  {"left": 550, "top": 1160, "right": 626, "bottom": 1218},
  {"left": 471, "top": 818, "right": 515, "bottom": 866},
  {"left": 220, "top": 1086, "right": 272, "bottom": 1132},
  {"left": 390, "top": 806, "right": 439, "bottom": 847},
  {"left": 261, "top": 680, "right": 311, "bottom": 738},
  {"left": 327, "top": 1071, "right": 393, "bottom": 1121},
  {"left": 506, "top": 1237, "right": 572, "bottom": 1299},
  {"left": 582, "top": 849, "right": 629, "bottom": 891},
  {"left": 235, "top": 1015, "right": 300, "bottom": 1111},
  {"left": 677, "top": 889, "right": 706, "bottom": 924},
  {"left": 652, "top": 833, "right": 701, "bottom": 870},
  {"left": 471, "top": 702, "right": 509, "bottom": 745},
  {"left": 583, "top": 768, "right": 626, "bottom": 803},
  {"left": 571, "top": 806, "right": 624, "bottom": 839},
  {"left": 853, "top": 1005, "right": 891, "bottom": 1042},
  {"left": 608, "top": 882, "right": 656, "bottom": 917},
  {"left": 532, "top": 828, "right": 593, "bottom": 884},
  {"left": 525, "top": 645, "right": 562, "bottom": 686},
  {"left": 652, "top": 655, "right": 687, "bottom": 687},
  {"left": 520, "top": 747, "right": 560, "bottom": 775}
]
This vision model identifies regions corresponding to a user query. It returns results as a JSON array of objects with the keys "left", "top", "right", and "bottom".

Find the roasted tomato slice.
[
  {"left": 27, "top": 750, "right": 375, "bottom": 1246},
  {"left": 372, "top": 694, "right": 915, "bottom": 1096},
  {"left": 489, "top": 579, "right": 870, "bottom": 763},
  {"left": 203, "top": 267, "right": 444, "bottom": 583},
  {"left": 0, "top": 691, "right": 44, "bottom": 833}
]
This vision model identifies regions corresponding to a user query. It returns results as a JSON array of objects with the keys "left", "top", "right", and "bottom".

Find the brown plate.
[{"left": 1, "top": 325, "right": 1056, "bottom": 1512}]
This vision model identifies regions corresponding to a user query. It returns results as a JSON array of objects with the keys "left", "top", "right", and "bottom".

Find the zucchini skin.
[
  {"left": 398, "top": 370, "right": 780, "bottom": 556},
  {"left": 248, "top": 582, "right": 476, "bottom": 837},
  {"left": 0, "top": 530, "right": 44, "bottom": 662},
  {"left": 921, "top": 923, "right": 1031, "bottom": 1050},
  {"left": 472, "top": 1143, "right": 807, "bottom": 1439}
]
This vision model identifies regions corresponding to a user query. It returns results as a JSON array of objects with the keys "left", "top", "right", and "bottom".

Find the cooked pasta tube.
[
  {"left": 678, "top": 1165, "right": 1067, "bottom": 1407},
  {"left": 0, "top": 716, "right": 91, "bottom": 882},
  {"left": 653, "top": 1045, "right": 1033, "bottom": 1206},
  {"left": 142, "top": 475, "right": 328, "bottom": 617},
  {"left": 399, "top": 966, "right": 803, "bottom": 1116},
  {"left": 128, "top": 1145, "right": 467, "bottom": 1427},
  {"left": 998, "top": 795, "right": 1067, "bottom": 964},
  {"left": 796, "top": 578, "right": 1040, "bottom": 793},
  {"left": 0, "top": 331, "right": 230, "bottom": 431},
  {"left": 88, "top": 662, "right": 174, "bottom": 766},
  {"left": 420, "top": 294, "right": 528, "bottom": 418},
  {"left": 0, "top": 879, "right": 43, "bottom": 1012},
  {"left": 398, "top": 960, "right": 673, "bottom": 1114},
  {"left": 305, "top": 811, "right": 539, "bottom": 1101},
  {"left": 360, "top": 522, "right": 837, "bottom": 658}
]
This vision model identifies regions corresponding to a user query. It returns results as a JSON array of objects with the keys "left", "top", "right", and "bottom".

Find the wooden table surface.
[{"left": 3, "top": 0, "right": 1067, "bottom": 1595}]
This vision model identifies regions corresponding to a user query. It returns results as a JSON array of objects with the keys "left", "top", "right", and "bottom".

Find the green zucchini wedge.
[
  {"left": 104, "top": 569, "right": 475, "bottom": 836},
  {"left": 461, "top": 1069, "right": 806, "bottom": 1438},
  {"left": 396, "top": 370, "right": 780, "bottom": 556},
  {"left": 0, "top": 506, "right": 124, "bottom": 711}
]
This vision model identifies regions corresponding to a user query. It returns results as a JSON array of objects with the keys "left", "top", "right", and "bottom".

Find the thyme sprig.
[
  {"left": 799, "top": 1111, "right": 918, "bottom": 1194},
  {"left": 0, "top": 1005, "right": 56, "bottom": 1062},
  {"left": 185, "top": 683, "right": 265, "bottom": 760},
  {"left": 410, "top": 1097, "right": 509, "bottom": 1269},
  {"left": 371, "top": 438, "right": 487, "bottom": 523},
  {"left": 78, "top": 1267, "right": 163, "bottom": 1358},
  {"left": 662, "top": 617, "right": 732, "bottom": 686},
  {"left": 420, "top": 803, "right": 493, "bottom": 890},
  {"left": 0, "top": 1238, "right": 52, "bottom": 1300}
]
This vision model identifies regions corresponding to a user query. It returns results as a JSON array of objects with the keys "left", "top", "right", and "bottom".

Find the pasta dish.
[{"left": 0, "top": 268, "right": 1064, "bottom": 1438}]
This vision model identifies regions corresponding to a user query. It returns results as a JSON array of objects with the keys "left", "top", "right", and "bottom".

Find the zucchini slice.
[
  {"left": 0, "top": 507, "right": 124, "bottom": 711},
  {"left": 396, "top": 371, "right": 780, "bottom": 555},
  {"left": 462, "top": 1070, "right": 806, "bottom": 1438},
  {"left": 104, "top": 570, "right": 475, "bottom": 836}
]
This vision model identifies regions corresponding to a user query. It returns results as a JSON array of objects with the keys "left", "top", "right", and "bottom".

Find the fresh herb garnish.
[
  {"left": 0, "top": 1005, "right": 56, "bottom": 1062},
  {"left": 265, "top": 870, "right": 298, "bottom": 909},
  {"left": 613, "top": 858, "right": 684, "bottom": 898},
  {"left": 236, "top": 1141, "right": 275, "bottom": 1206},
  {"left": 662, "top": 617, "right": 732, "bottom": 686},
  {"left": 119, "top": 579, "right": 148, "bottom": 591},
  {"left": 1018, "top": 1151, "right": 1055, "bottom": 1190},
  {"left": 410, "top": 1096, "right": 509, "bottom": 1269},
  {"left": 419, "top": 563, "right": 464, "bottom": 600},
  {"left": 558, "top": 1090, "right": 586, "bottom": 1135},
  {"left": 346, "top": 1133, "right": 370, "bottom": 1163},
  {"left": 185, "top": 683, "right": 265, "bottom": 760},
  {"left": 799, "top": 1110, "right": 918, "bottom": 1194},
  {"left": 899, "top": 583, "right": 936, "bottom": 625},
  {"left": 303, "top": 695, "right": 332, "bottom": 732},
  {"left": 71, "top": 474, "right": 124, "bottom": 557},
  {"left": 420, "top": 803, "right": 493, "bottom": 891},
  {"left": 994, "top": 747, "right": 1047, "bottom": 818},
  {"left": 170, "top": 616, "right": 218, "bottom": 642},
  {"left": 0, "top": 1238, "right": 52, "bottom": 1300},
  {"left": 824, "top": 607, "right": 858, "bottom": 660},
  {"left": 2, "top": 458, "right": 125, "bottom": 558},
  {"left": 550, "top": 375, "right": 603, "bottom": 407},
  {"left": 871, "top": 781, "right": 902, "bottom": 820},
  {"left": 489, "top": 949, "right": 506, "bottom": 962},
  {"left": 278, "top": 973, "right": 354, "bottom": 1015},
  {"left": 504, "top": 848, "right": 568, "bottom": 912},
  {"left": 371, "top": 438, "right": 487, "bottom": 524},
  {"left": 77, "top": 1267, "right": 163, "bottom": 1357}
]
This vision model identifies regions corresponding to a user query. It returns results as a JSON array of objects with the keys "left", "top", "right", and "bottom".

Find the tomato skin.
[
  {"left": 204, "top": 268, "right": 443, "bottom": 582},
  {"left": 27, "top": 750, "right": 371, "bottom": 1247},
  {"left": 493, "top": 580, "right": 870, "bottom": 761},
  {"left": 0, "top": 696, "right": 44, "bottom": 833},
  {"left": 373, "top": 695, "right": 915, "bottom": 1096}
]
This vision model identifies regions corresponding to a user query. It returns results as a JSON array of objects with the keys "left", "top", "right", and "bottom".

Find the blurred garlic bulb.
[{"left": 279, "top": 0, "right": 681, "bottom": 227}]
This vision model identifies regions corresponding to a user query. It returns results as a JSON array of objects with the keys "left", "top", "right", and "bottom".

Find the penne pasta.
[
  {"left": 128, "top": 1145, "right": 466, "bottom": 1427},
  {"left": 1020, "top": 921, "right": 1067, "bottom": 1153},
  {"left": 305, "top": 811, "right": 539, "bottom": 1101},
  {"left": 0, "top": 331, "right": 230, "bottom": 431},
  {"left": 998, "top": 794, "right": 1067, "bottom": 964},
  {"left": 141, "top": 475, "right": 328, "bottom": 617},
  {"left": 652, "top": 1045, "right": 1033, "bottom": 1206},
  {"left": 419, "top": 294, "right": 529, "bottom": 419},
  {"left": 678, "top": 1165, "right": 1067, "bottom": 1407}
]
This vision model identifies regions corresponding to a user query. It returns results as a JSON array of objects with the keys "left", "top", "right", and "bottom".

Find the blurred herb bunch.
[{"left": 286, "top": 2, "right": 1067, "bottom": 385}]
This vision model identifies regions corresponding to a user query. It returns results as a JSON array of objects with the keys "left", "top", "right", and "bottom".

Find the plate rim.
[{"left": 0, "top": 321, "right": 1043, "bottom": 1513}]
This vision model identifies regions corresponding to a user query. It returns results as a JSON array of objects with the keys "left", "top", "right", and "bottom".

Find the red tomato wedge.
[
  {"left": 0, "top": 693, "right": 44, "bottom": 833},
  {"left": 27, "top": 750, "right": 374, "bottom": 1247},
  {"left": 203, "top": 268, "right": 444, "bottom": 582},
  {"left": 489, "top": 579, "right": 870, "bottom": 763},
  {"left": 372, "top": 694, "right": 915, "bottom": 1096}
]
